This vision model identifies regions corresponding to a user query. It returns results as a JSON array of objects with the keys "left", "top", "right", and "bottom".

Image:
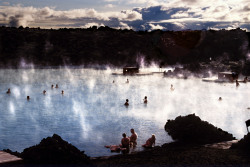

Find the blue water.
[{"left": 0, "top": 68, "right": 249, "bottom": 157}]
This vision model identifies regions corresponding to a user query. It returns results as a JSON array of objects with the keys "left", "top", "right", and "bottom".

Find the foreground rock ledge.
[{"left": 21, "top": 134, "right": 91, "bottom": 164}]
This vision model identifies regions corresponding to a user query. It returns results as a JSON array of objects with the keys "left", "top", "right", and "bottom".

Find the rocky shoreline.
[{"left": 3, "top": 114, "right": 250, "bottom": 166}]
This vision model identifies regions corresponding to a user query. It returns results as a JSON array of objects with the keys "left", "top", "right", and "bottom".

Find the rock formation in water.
[{"left": 165, "top": 114, "right": 235, "bottom": 144}]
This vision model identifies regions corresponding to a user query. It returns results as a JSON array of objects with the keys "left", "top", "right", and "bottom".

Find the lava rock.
[
  {"left": 165, "top": 114, "right": 235, "bottom": 145},
  {"left": 21, "top": 134, "right": 91, "bottom": 164},
  {"left": 231, "top": 133, "right": 250, "bottom": 152}
]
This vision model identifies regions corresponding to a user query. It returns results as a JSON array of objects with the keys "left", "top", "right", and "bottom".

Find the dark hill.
[{"left": 0, "top": 27, "right": 249, "bottom": 72}]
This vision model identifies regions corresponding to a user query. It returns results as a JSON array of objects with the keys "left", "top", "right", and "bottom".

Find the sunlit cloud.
[
  {"left": 0, "top": 5, "right": 142, "bottom": 28},
  {"left": 0, "top": 0, "right": 249, "bottom": 31},
  {"left": 149, "top": 23, "right": 165, "bottom": 30}
]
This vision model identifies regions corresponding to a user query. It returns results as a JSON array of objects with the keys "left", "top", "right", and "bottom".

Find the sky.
[{"left": 0, "top": 0, "right": 249, "bottom": 31}]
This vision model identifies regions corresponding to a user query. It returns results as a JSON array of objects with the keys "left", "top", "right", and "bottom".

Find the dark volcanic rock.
[
  {"left": 165, "top": 114, "right": 235, "bottom": 145},
  {"left": 21, "top": 134, "right": 91, "bottom": 164},
  {"left": 231, "top": 133, "right": 250, "bottom": 152}
]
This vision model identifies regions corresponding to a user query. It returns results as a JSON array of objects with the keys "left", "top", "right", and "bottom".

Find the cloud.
[
  {"left": 117, "top": 22, "right": 133, "bottom": 29},
  {"left": 105, "top": 4, "right": 115, "bottom": 8},
  {"left": 0, "top": 0, "right": 249, "bottom": 31},
  {"left": 2, "top": 2, "right": 10, "bottom": 5},
  {"left": 0, "top": 5, "right": 142, "bottom": 28},
  {"left": 149, "top": 23, "right": 165, "bottom": 30},
  {"left": 81, "top": 22, "right": 105, "bottom": 28}
]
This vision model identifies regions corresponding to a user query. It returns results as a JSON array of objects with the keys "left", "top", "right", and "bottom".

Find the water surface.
[{"left": 0, "top": 68, "right": 249, "bottom": 157}]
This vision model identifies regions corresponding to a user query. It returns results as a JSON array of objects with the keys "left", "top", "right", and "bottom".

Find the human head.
[
  {"left": 145, "top": 96, "right": 147, "bottom": 99},
  {"left": 130, "top": 129, "right": 134, "bottom": 133},
  {"left": 122, "top": 133, "right": 126, "bottom": 138},
  {"left": 126, "top": 99, "right": 129, "bottom": 102},
  {"left": 152, "top": 134, "right": 155, "bottom": 139}
]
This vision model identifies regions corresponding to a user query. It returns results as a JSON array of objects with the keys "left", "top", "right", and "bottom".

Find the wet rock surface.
[{"left": 164, "top": 114, "right": 235, "bottom": 145}]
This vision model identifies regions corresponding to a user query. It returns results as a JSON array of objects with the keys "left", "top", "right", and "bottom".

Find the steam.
[{"left": 1, "top": 68, "right": 250, "bottom": 157}]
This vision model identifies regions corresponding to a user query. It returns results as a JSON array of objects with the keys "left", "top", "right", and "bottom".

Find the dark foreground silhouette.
[{"left": 4, "top": 114, "right": 250, "bottom": 166}]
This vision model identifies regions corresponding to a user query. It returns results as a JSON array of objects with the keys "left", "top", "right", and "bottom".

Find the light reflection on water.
[{"left": 0, "top": 68, "right": 249, "bottom": 157}]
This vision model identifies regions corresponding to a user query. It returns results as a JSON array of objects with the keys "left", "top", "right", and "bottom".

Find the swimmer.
[
  {"left": 143, "top": 96, "right": 147, "bottom": 104},
  {"left": 121, "top": 133, "right": 130, "bottom": 150},
  {"left": 113, "top": 80, "right": 115, "bottom": 83},
  {"left": 105, "top": 133, "right": 130, "bottom": 152},
  {"left": 129, "top": 128, "right": 138, "bottom": 146},
  {"left": 236, "top": 80, "right": 240, "bottom": 87},
  {"left": 51, "top": 84, "right": 54, "bottom": 89},
  {"left": 6, "top": 88, "right": 11, "bottom": 94},
  {"left": 243, "top": 76, "right": 248, "bottom": 83},
  {"left": 27, "top": 96, "right": 30, "bottom": 100},
  {"left": 55, "top": 84, "right": 59, "bottom": 88},
  {"left": 124, "top": 99, "right": 129, "bottom": 106},
  {"left": 61, "top": 90, "right": 64, "bottom": 95},
  {"left": 170, "top": 84, "right": 175, "bottom": 91},
  {"left": 142, "top": 134, "right": 156, "bottom": 148},
  {"left": 219, "top": 97, "right": 222, "bottom": 101},
  {"left": 43, "top": 90, "right": 46, "bottom": 95},
  {"left": 126, "top": 79, "right": 129, "bottom": 83}
]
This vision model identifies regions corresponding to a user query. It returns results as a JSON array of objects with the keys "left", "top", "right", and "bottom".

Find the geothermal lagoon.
[{"left": 0, "top": 68, "right": 249, "bottom": 157}]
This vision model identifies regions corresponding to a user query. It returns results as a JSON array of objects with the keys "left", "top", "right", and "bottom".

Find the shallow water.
[{"left": 0, "top": 68, "right": 249, "bottom": 157}]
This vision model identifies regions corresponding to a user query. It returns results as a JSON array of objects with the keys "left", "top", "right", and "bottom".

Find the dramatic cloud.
[
  {"left": 0, "top": 5, "right": 142, "bottom": 28},
  {"left": 0, "top": 0, "right": 249, "bottom": 31}
]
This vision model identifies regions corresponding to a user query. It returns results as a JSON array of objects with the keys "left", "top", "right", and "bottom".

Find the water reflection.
[{"left": 0, "top": 68, "right": 249, "bottom": 157}]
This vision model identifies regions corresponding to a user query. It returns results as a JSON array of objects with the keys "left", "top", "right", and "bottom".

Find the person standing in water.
[
  {"left": 236, "top": 80, "right": 240, "bottom": 87},
  {"left": 126, "top": 79, "right": 129, "bottom": 83},
  {"left": 6, "top": 88, "right": 11, "bottom": 94},
  {"left": 170, "top": 84, "right": 175, "bottom": 91},
  {"left": 124, "top": 99, "right": 129, "bottom": 106},
  {"left": 129, "top": 129, "right": 138, "bottom": 146},
  {"left": 143, "top": 96, "right": 148, "bottom": 104}
]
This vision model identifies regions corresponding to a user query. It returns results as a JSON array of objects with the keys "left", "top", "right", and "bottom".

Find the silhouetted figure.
[
  {"left": 113, "top": 80, "right": 115, "bottom": 83},
  {"left": 144, "top": 96, "right": 147, "bottom": 104},
  {"left": 61, "top": 90, "right": 64, "bottom": 95},
  {"left": 124, "top": 99, "right": 129, "bottom": 106},
  {"left": 246, "top": 119, "right": 250, "bottom": 133},
  {"left": 6, "top": 88, "right": 11, "bottom": 94},
  {"left": 126, "top": 79, "right": 129, "bottom": 83},
  {"left": 105, "top": 133, "right": 130, "bottom": 152},
  {"left": 219, "top": 97, "right": 222, "bottom": 101},
  {"left": 142, "top": 134, "right": 156, "bottom": 148},
  {"left": 55, "top": 84, "right": 59, "bottom": 88},
  {"left": 51, "top": 84, "right": 54, "bottom": 89},
  {"left": 27, "top": 96, "right": 30, "bottom": 101},
  {"left": 236, "top": 80, "right": 240, "bottom": 87},
  {"left": 43, "top": 90, "right": 46, "bottom": 95},
  {"left": 243, "top": 76, "right": 248, "bottom": 83},
  {"left": 170, "top": 84, "right": 175, "bottom": 91},
  {"left": 129, "top": 128, "right": 138, "bottom": 147},
  {"left": 121, "top": 133, "right": 130, "bottom": 151}
]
